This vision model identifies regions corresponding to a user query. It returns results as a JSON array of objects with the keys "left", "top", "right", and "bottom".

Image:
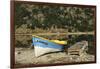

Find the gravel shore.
[{"left": 15, "top": 47, "right": 95, "bottom": 65}]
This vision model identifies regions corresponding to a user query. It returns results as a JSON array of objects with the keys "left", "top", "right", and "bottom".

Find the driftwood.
[
  {"left": 68, "top": 41, "right": 88, "bottom": 56},
  {"left": 15, "top": 32, "right": 94, "bottom": 36}
]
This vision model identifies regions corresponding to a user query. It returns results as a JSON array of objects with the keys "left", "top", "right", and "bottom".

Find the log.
[{"left": 15, "top": 32, "right": 94, "bottom": 36}]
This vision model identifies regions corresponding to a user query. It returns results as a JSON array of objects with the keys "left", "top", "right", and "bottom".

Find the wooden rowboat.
[{"left": 32, "top": 35, "right": 67, "bottom": 57}]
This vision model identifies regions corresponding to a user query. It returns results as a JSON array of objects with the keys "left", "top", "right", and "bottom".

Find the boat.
[
  {"left": 32, "top": 35, "right": 67, "bottom": 57},
  {"left": 51, "top": 40, "right": 67, "bottom": 45},
  {"left": 68, "top": 41, "right": 88, "bottom": 56}
]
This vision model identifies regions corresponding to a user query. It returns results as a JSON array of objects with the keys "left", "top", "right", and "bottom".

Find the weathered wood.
[
  {"left": 68, "top": 41, "right": 88, "bottom": 56},
  {"left": 15, "top": 32, "right": 94, "bottom": 36}
]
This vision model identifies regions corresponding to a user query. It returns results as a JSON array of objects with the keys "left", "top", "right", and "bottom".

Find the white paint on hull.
[{"left": 34, "top": 46, "right": 62, "bottom": 57}]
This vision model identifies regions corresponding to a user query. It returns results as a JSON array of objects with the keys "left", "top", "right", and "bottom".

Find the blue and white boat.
[{"left": 32, "top": 35, "right": 67, "bottom": 57}]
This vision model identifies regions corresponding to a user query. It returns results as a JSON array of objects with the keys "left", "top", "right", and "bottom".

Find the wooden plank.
[
  {"left": 68, "top": 41, "right": 88, "bottom": 56},
  {"left": 15, "top": 32, "right": 94, "bottom": 36}
]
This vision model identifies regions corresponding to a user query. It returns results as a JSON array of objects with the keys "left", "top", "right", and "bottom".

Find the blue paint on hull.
[{"left": 32, "top": 36, "right": 63, "bottom": 50}]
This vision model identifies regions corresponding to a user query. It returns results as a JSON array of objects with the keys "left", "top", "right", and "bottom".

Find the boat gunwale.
[{"left": 32, "top": 35, "right": 67, "bottom": 45}]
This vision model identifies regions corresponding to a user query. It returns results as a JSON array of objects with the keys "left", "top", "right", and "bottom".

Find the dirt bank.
[{"left": 15, "top": 47, "right": 95, "bottom": 65}]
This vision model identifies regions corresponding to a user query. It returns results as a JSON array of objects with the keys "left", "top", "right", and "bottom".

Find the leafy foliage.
[{"left": 15, "top": 3, "right": 95, "bottom": 32}]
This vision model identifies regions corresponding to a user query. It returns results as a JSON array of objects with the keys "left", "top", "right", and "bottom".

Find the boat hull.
[{"left": 32, "top": 36, "right": 64, "bottom": 57}]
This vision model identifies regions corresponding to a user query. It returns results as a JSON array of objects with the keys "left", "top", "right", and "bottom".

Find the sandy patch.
[{"left": 15, "top": 47, "right": 95, "bottom": 65}]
